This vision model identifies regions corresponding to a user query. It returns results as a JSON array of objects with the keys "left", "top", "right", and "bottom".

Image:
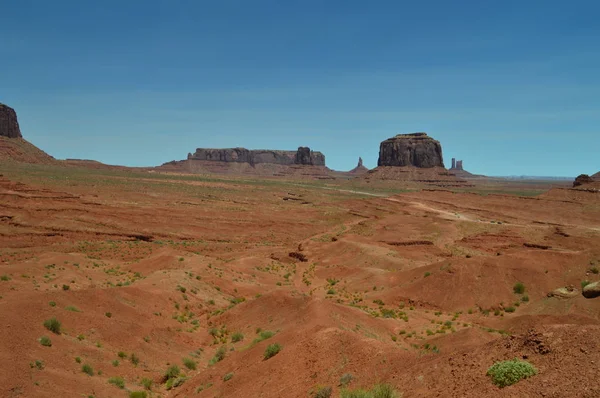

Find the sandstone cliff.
[
  {"left": 187, "top": 147, "right": 325, "bottom": 166},
  {"left": 378, "top": 133, "right": 444, "bottom": 168},
  {"left": 0, "top": 104, "right": 22, "bottom": 139}
]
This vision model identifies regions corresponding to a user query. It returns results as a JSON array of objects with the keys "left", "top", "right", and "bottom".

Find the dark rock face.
[
  {"left": 0, "top": 104, "right": 22, "bottom": 139},
  {"left": 358, "top": 157, "right": 364, "bottom": 167},
  {"left": 378, "top": 133, "right": 444, "bottom": 168},
  {"left": 573, "top": 174, "right": 595, "bottom": 187},
  {"left": 450, "top": 158, "right": 464, "bottom": 171},
  {"left": 189, "top": 147, "right": 325, "bottom": 166}
]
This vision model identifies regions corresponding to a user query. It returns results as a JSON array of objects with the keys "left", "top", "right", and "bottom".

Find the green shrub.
[
  {"left": 49, "top": 301, "right": 56, "bottom": 307},
  {"left": 108, "top": 376, "right": 125, "bottom": 389},
  {"left": 43, "top": 317, "right": 61, "bottom": 334},
  {"left": 327, "top": 289, "right": 336, "bottom": 295},
  {"left": 65, "top": 305, "right": 81, "bottom": 312},
  {"left": 30, "top": 360, "right": 45, "bottom": 370},
  {"left": 313, "top": 386, "right": 333, "bottom": 398},
  {"left": 105, "top": 312, "right": 112, "bottom": 318},
  {"left": 75, "top": 357, "right": 82, "bottom": 363},
  {"left": 117, "top": 351, "right": 127, "bottom": 359},
  {"left": 129, "top": 392, "right": 147, "bottom": 398},
  {"left": 182, "top": 357, "right": 197, "bottom": 370},
  {"left": 582, "top": 280, "right": 592, "bottom": 289},
  {"left": 39, "top": 336, "right": 52, "bottom": 347},
  {"left": 424, "top": 272, "right": 431, "bottom": 277},
  {"left": 521, "top": 295, "right": 529, "bottom": 302},
  {"left": 487, "top": 359, "right": 537, "bottom": 387},
  {"left": 62, "top": 284, "right": 70, "bottom": 291},
  {"left": 591, "top": 267, "right": 599, "bottom": 274},
  {"left": 264, "top": 343, "right": 282, "bottom": 360},
  {"left": 164, "top": 365, "right": 180, "bottom": 380},
  {"left": 231, "top": 332, "right": 244, "bottom": 342},
  {"left": 340, "top": 383, "right": 399, "bottom": 398},
  {"left": 504, "top": 306, "right": 516, "bottom": 313},
  {"left": 112, "top": 360, "right": 119, "bottom": 367},
  {"left": 223, "top": 372, "right": 234, "bottom": 381},
  {"left": 513, "top": 282, "right": 525, "bottom": 294},
  {"left": 340, "top": 373, "right": 354, "bottom": 387},
  {"left": 82, "top": 364, "right": 94, "bottom": 376},
  {"left": 130, "top": 353, "right": 139, "bottom": 365},
  {"left": 141, "top": 378, "right": 153, "bottom": 390},
  {"left": 209, "top": 346, "right": 226, "bottom": 365}
]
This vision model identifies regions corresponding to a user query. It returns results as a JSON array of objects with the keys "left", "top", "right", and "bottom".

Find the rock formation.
[
  {"left": 573, "top": 174, "right": 595, "bottom": 187},
  {"left": 377, "top": 133, "right": 444, "bottom": 168},
  {"left": 187, "top": 147, "right": 325, "bottom": 166},
  {"left": 450, "top": 158, "right": 464, "bottom": 171},
  {"left": 349, "top": 157, "right": 368, "bottom": 174},
  {"left": 0, "top": 103, "right": 22, "bottom": 139}
]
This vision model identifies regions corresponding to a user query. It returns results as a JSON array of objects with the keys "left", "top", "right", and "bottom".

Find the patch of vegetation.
[
  {"left": 340, "top": 373, "right": 353, "bottom": 387},
  {"left": 112, "top": 360, "right": 119, "bottom": 367},
  {"left": 141, "top": 378, "right": 153, "bottom": 390},
  {"left": 513, "top": 282, "right": 525, "bottom": 294},
  {"left": 118, "top": 351, "right": 127, "bottom": 359},
  {"left": 39, "top": 336, "right": 52, "bottom": 347},
  {"left": 30, "top": 360, "right": 45, "bottom": 370},
  {"left": 82, "top": 364, "right": 94, "bottom": 376},
  {"left": 505, "top": 306, "right": 516, "bottom": 313},
  {"left": 487, "top": 359, "right": 537, "bottom": 387},
  {"left": 49, "top": 301, "right": 56, "bottom": 307},
  {"left": 521, "top": 295, "right": 529, "bottom": 302},
  {"left": 581, "top": 280, "right": 592, "bottom": 289},
  {"left": 209, "top": 346, "right": 227, "bottom": 365},
  {"left": 75, "top": 357, "right": 82, "bottom": 363},
  {"left": 129, "top": 392, "right": 147, "bottom": 398},
  {"left": 182, "top": 357, "right": 197, "bottom": 370},
  {"left": 43, "top": 317, "right": 61, "bottom": 334},
  {"left": 65, "top": 305, "right": 81, "bottom": 312},
  {"left": 130, "top": 353, "right": 139, "bottom": 366},
  {"left": 223, "top": 372, "right": 234, "bottom": 381},
  {"left": 250, "top": 330, "right": 275, "bottom": 346},
  {"left": 231, "top": 332, "right": 244, "bottom": 343},
  {"left": 62, "top": 284, "right": 70, "bottom": 291},
  {"left": 313, "top": 386, "right": 333, "bottom": 398},
  {"left": 164, "top": 365, "right": 180, "bottom": 380},
  {"left": 108, "top": 376, "right": 125, "bottom": 389},
  {"left": 340, "top": 383, "right": 400, "bottom": 398},
  {"left": 264, "top": 343, "right": 282, "bottom": 360},
  {"left": 424, "top": 272, "right": 431, "bottom": 277},
  {"left": 105, "top": 312, "right": 112, "bottom": 318}
]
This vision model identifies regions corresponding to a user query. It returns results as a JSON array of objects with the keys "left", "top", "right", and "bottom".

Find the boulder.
[
  {"left": 582, "top": 281, "right": 600, "bottom": 298},
  {"left": 378, "top": 132, "right": 444, "bottom": 168},
  {"left": 0, "top": 103, "right": 22, "bottom": 139}
]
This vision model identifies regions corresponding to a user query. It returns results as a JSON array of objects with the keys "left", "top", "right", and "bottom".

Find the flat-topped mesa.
[
  {"left": 188, "top": 147, "right": 326, "bottom": 166},
  {"left": 0, "top": 103, "right": 23, "bottom": 139},
  {"left": 378, "top": 132, "right": 444, "bottom": 168}
]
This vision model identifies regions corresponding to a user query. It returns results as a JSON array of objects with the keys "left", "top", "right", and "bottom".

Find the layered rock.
[
  {"left": 573, "top": 174, "right": 595, "bottom": 187},
  {"left": 187, "top": 147, "right": 325, "bottom": 166},
  {"left": 378, "top": 133, "right": 444, "bottom": 168},
  {"left": 0, "top": 103, "right": 22, "bottom": 139}
]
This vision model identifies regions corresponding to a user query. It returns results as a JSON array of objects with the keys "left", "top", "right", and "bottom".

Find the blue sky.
[{"left": 1, "top": 0, "right": 598, "bottom": 176}]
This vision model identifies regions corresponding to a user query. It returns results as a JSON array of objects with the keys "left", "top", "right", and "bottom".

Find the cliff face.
[
  {"left": 378, "top": 133, "right": 444, "bottom": 168},
  {"left": 0, "top": 104, "right": 22, "bottom": 139},
  {"left": 188, "top": 147, "right": 326, "bottom": 166}
]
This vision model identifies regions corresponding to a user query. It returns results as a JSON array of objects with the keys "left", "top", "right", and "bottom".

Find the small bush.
[
  {"left": 513, "top": 282, "right": 525, "bottom": 294},
  {"left": 77, "top": 334, "right": 85, "bottom": 341},
  {"left": 30, "top": 360, "right": 45, "bottom": 370},
  {"left": 264, "top": 343, "right": 282, "bottom": 360},
  {"left": 504, "top": 306, "right": 516, "bottom": 313},
  {"left": 591, "top": 267, "right": 599, "bottom": 274},
  {"left": 340, "top": 373, "right": 353, "bottom": 387},
  {"left": 582, "top": 280, "right": 592, "bottom": 289},
  {"left": 0, "top": 274, "right": 10, "bottom": 281},
  {"left": 130, "top": 353, "right": 140, "bottom": 366},
  {"left": 129, "top": 392, "right": 147, "bottom": 398},
  {"left": 313, "top": 386, "right": 333, "bottom": 398},
  {"left": 340, "top": 383, "right": 399, "bottom": 398},
  {"left": 141, "top": 377, "right": 153, "bottom": 390},
  {"left": 118, "top": 351, "right": 127, "bottom": 359},
  {"left": 49, "top": 301, "right": 56, "bottom": 307},
  {"left": 487, "top": 358, "right": 537, "bottom": 387},
  {"left": 105, "top": 312, "right": 112, "bottom": 318},
  {"left": 82, "top": 364, "right": 94, "bottom": 376},
  {"left": 75, "top": 357, "right": 82, "bottom": 363},
  {"left": 521, "top": 295, "right": 529, "bottom": 302},
  {"left": 112, "top": 360, "right": 119, "bottom": 367},
  {"left": 183, "top": 357, "right": 197, "bottom": 370},
  {"left": 108, "top": 376, "right": 125, "bottom": 389},
  {"left": 65, "top": 305, "right": 80, "bottom": 312},
  {"left": 231, "top": 332, "right": 244, "bottom": 342},
  {"left": 164, "top": 365, "right": 180, "bottom": 380},
  {"left": 39, "top": 336, "right": 52, "bottom": 347},
  {"left": 209, "top": 346, "right": 226, "bottom": 365},
  {"left": 43, "top": 317, "right": 61, "bottom": 334},
  {"left": 62, "top": 284, "right": 70, "bottom": 291},
  {"left": 424, "top": 272, "right": 431, "bottom": 277},
  {"left": 223, "top": 372, "right": 234, "bottom": 381}
]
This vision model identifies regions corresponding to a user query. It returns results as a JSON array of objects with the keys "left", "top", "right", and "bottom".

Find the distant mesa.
[
  {"left": 378, "top": 132, "right": 444, "bottom": 168},
  {"left": 349, "top": 157, "right": 369, "bottom": 174},
  {"left": 0, "top": 103, "right": 23, "bottom": 139},
  {"left": 186, "top": 146, "right": 325, "bottom": 166}
]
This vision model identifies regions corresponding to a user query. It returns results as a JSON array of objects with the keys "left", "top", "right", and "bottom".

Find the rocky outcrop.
[
  {"left": 450, "top": 158, "right": 464, "bottom": 171},
  {"left": 188, "top": 147, "right": 325, "bottom": 166},
  {"left": 573, "top": 174, "right": 595, "bottom": 187},
  {"left": 349, "top": 157, "right": 369, "bottom": 174},
  {"left": 0, "top": 104, "right": 22, "bottom": 139},
  {"left": 378, "top": 133, "right": 444, "bottom": 168},
  {"left": 582, "top": 282, "right": 600, "bottom": 299}
]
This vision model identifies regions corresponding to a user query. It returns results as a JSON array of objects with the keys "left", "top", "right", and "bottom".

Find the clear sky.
[{"left": 1, "top": 0, "right": 599, "bottom": 176}]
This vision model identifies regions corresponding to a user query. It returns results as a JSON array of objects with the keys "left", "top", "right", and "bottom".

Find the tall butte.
[
  {"left": 0, "top": 103, "right": 23, "bottom": 139},
  {"left": 377, "top": 132, "right": 444, "bottom": 168}
]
